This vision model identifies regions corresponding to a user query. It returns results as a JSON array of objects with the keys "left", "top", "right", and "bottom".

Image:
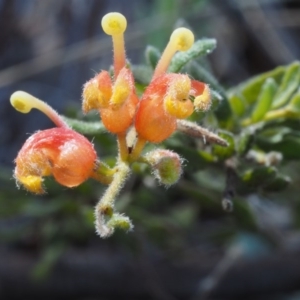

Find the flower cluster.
[
  {"left": 83, "top": 13, "right": 211, "bottom": 145},
  {"left": 11, "top": 12, "right": 226, "bottom": 238}
]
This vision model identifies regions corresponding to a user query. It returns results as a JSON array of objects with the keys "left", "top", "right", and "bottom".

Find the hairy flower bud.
[
  {"left": 14, "top": 127, "right": 97, "bottom": 194},
  {"left": 144, "top": 149, "right": 183, "bottom": 186}
]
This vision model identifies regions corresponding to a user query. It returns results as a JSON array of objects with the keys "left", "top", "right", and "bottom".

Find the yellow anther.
[
  {"left": 169, "top": 28, "right": 194, "bottom": 51},
  {"left": 101, "top": 12, "right": 127, "bottom": 36},
  {"left": 10, "top": 91, "right": 68, "bottom": 128},
  {"left": 10, "top": 91, "right": 36, "bottom": 113}
]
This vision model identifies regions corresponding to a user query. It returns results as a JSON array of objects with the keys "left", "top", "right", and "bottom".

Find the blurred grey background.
[{"left": 1, "top": 1, "right": 300, "bottom": 300}]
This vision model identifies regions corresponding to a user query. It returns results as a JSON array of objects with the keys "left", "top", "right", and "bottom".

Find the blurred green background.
[{"left": 1, "top": 0, "right": 300, "bottom": 299}]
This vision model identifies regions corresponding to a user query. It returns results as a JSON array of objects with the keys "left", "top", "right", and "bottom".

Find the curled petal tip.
[{"left": 194, "top": 84, "right": 211, "bottom": 112}]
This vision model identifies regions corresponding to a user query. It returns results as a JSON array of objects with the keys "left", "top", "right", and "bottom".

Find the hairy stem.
[
  {"left": 129, "top": 137, "right": 147, "bottom": 162},
  {"left": 94, "top": 161, "right": 131, "bottom": 237},
  {"left": 117, "top": 133, "right": 129, "bottom": 161}
]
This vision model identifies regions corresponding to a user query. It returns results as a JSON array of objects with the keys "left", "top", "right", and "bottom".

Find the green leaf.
[
  {"left": 168, "top": 38, "right": 217, "bottom": 73},
  {"left": 32, "top": 243, "right": 66, "bottom": 280},
  {"left": 145, "top": 45, "right": 161, "bottom": 69},
  {"left": 187, "top": 61, "right": 232, "bottom": 125},
  {"left": 232, "top": 65, "right": 285, "bottom": 105},
  {"left": 258, "top": 126, "right": 292, "bottom": 144},
  {"left": 189, "top": 61, "right": 227, "bottom": 101},
  {"left": 62, "top": 117, "right": 106, "bottom": 135},
  {"left": 169, "top": 203, "right": 199, "bottom": 228},
  {"left": 257, "top": 135, "right": 300, "bottom": 160},
  {"left": 263, "top": 174, "right": 290, "bottom": 192},
  {"left": 251, "top": 78, "right": 277, "bottom": 123},
  {"left": 287, "top": 88, "right": 300, "bottom": 113},
  {"left": 229, "top": 92, "right": 247, "bottom": 117},
  {"left": 131, "top": 64, "right": 153, "bottom": 85},
  {"left": 232, "top": 199, "right": 258, "bottom": 231},
  {"left": 237, "top": 129, "right": 255, "bottom": 156},
  {"left": 272, "top": 62, "right": 300, "bottom": 109},
  {"left": 212, "top": 130, "right": 235, "bottom": 160},
  {"left": 166, "top": 139, "right": 214, "bottom": 171},
  {"left": 241, "top": 166, "right": 277, "bottom": 188}
]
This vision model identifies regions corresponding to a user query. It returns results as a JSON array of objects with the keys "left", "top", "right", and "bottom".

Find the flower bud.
[
  {"left": 144, "top": 149, "right": 183, "bottom": 186},
  {"left": 14, "top": 127, "right": 97, "bottom": 194},
  {"left": 135, "top": 74, "right": 196, "bottom": 143}
]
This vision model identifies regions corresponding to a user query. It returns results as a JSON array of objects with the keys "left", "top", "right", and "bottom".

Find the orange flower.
[
  {"left": 134, "top": 74, "right": 179, "bottom": 143},
  {"left": 135, "top": 73, "right": 210, "bottom": 143},
  {"left": 134, "top": 26, "right": 211, "bottom": 143},
  {"left": 10, "top": 91, "right": 97, "bottom": 194},
  {"left": 83, "top": 67, "right": 139, "bottom": 134},
  {"left": 15, "top": 127, "right": 97, "bottom": 194},
  {"left": 82, "top": 12, "right": 211, "bottom": 143}
]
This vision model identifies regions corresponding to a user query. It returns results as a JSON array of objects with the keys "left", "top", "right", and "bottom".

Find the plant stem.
[
  {"left": 117, "top": 133, "right": 129, "bottom": 161},
  {"left": 90, "top": 161, "right": 116, "bottom": 185},
  {"left": 129, "top": 137, "right": 146, "bottom": 162},
  {"left": 94, "top": 161, "right": 130, "bottom": 237}
]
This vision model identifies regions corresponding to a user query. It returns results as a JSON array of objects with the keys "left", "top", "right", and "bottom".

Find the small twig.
[
  {"left": 176, "top": 120, "right": 228, "bottom": 147},
  {"left": 222, "top": 163, "right": 238, "bottom": 212}
]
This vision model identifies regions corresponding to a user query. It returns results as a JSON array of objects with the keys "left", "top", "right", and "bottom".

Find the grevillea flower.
[
  {"left": 82, "top": 13, "right": 139, "bottom": 134},
  {"left": 11, "top": 91, "right": 97, "bottom": 194},
  {"left": 134, "top": 28, "right": 211, "bottom": 143},
  {"left": 83, "top": 68, "right": 139, "bottom": 134}
]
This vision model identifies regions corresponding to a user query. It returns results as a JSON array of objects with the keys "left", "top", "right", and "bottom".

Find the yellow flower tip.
[
  {"left": 10, "top": 91, "right": 36, "bottom": 113},
  {"left": 194, "top": 84, "right": 211, "bottom": 112},
  {"left": 170, "top": 27, "right": 194, "bottom": 52},
  {"left": 101, "top": 12, "right": 127, "bottom": 36},
  {"left": 194, "top": 84, "right": 211, "bottom": 111},
  {"left": 17, "top": 175, "right": 44, "bottom": 194},
  {"left": 82, "top": 80, "right": 108, "bottom": 113}
]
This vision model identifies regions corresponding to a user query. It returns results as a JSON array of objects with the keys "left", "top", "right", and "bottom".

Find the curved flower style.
[{"left": 11, "top": 91, "right": 98, "bottom": 194}]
